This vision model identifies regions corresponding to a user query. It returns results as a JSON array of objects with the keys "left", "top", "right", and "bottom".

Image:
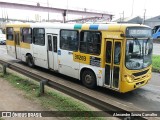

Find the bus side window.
[
  {"left": 80, "top": 31, "right": 101, "bottom": 55},
  {"left": 53, "top": 36, "right": 57, "bottom": 52},
  {"left": 22, "top": 28, "right": 32, "bottom": 44},
  {"left": 6, "top": 27, "right": 14, "bottom": 40},
  {"left": 114, "top": 42, "right": 121, "bottom": 65},
  {"left": 106, "top": 41, "right": 112, "bottom": 63},
  {"left": 60, "top": 30, "right": 78, "bottom": 51},
  {"left": 33, "top": 28, "right": 45, "bottom": 46},
  {"left": 48, "top": 35, "right": 52, "bottom": 51}
]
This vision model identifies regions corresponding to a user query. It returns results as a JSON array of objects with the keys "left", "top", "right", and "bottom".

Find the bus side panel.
[
  {"left": 6, "top": 40, "right": 16, "bottom": 58},
  {"left": 31, "top": 28, "right": 48, "bottom": 69},
  {"left": 33, "top": 44, "right": 48, "bottom": 69},
  {"left": 20, "top": 43, "right": 33, "bottom": 62}
]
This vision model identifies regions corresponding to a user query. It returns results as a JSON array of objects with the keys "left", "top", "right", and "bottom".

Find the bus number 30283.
[{"left": 74, "top": 54, "right": 86, "bottom": 61}]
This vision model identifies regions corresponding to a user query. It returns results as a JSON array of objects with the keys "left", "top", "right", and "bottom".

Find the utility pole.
[
  {"left": 1, "top": 9, "right": 4, "bottom": 22},
  {"left": 131, "top": 0, "right": 134, "bottom": 16},
  {"left": 143, "top": 9, "right": 146, "bottom": 24},
  {"left": 119, "top": 11, "right": 124, "bottom": 23},
  {"left": 122, "top": 11, "right": 124, "bottom": 22},
  {"left": 66, "top": 0, "right": 68, "bottom": 21},
  {"left": 47, "top": 0, "right": 49, "bottom": 22}
]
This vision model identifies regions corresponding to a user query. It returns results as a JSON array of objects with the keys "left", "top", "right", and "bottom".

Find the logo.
[{"left": 2, "top": 112, "right": 11, "bottom": 117}]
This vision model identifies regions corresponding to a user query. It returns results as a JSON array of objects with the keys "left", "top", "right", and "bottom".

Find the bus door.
[
  {"left": 47, "top": 34, "right": 58, "bottom": 70},
  {"left": 14, "top": 32, "right": 21, "bottom": 59},
  {"left": 105, "top": 39, "right": 122, "bottom": 90}
]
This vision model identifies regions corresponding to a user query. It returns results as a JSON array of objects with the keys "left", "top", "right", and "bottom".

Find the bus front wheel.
[
  {"left": 26, "top": 54, "right": 34, "bottom": 67},
  {"left": 82, "top": 70, "right": 97, "bottom": 89}
]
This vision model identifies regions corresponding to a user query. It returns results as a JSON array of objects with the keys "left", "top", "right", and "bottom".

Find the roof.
[
  {"left": 114, "top": 16, "right": 143, "bottom": 24},
  {"left": 6, "top": 23, "right": 150, "bottom": 31},
  {"left": 145, "top": 15, "right": 160, "bottom": 22}
]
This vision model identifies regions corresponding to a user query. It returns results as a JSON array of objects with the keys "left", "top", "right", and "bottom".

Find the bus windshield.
[{"left": 125, "top": 39, "right": 153, "bottom": 70}]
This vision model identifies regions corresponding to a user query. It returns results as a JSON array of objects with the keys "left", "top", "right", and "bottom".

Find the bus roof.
[{"left": 6, "top": 23, "right": 150, "bottom": 31}]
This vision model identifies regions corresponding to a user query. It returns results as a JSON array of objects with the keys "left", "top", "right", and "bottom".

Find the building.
[
  {"left": 113, "top": 16, "right": 143, "bottom": 24},
  {"left": 144, "top": 15, "right": 160, "bottom": 28}
]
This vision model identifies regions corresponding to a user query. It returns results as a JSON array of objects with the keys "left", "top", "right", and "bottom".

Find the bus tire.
[
  {"left": 26, "top": 54, "right": 34, "bottom": 67},
  {"left": 82, "top": 70, "right": 97, "bottom": 89}
]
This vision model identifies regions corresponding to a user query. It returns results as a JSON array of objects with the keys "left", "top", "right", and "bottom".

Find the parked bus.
[
  {"left": 5, "top": 23, "right": 153, "bottom": 93},
  {"left": 152, "top": 25, "right": 160, "bottom": 39}
]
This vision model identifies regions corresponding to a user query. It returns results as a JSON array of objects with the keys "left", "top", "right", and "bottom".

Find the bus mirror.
[{"left": 120, "top": 34, "right": 125, "bottom": 37}]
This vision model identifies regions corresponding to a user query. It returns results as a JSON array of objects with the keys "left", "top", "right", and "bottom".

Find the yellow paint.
[
  {"left": 6, "top": 24, "right": 30, "bottom": 28},
  {"left": 108, "top": 24, "right": 121, "bottom": 31},
  {"left": 99, "top": 70, "right": 102, "bottom": 74},
  {"left": 82, "top": 24, "right": 90, "bottom": 30},
  {"left": 20, "top": 43, "right": 30, "bottom": 49},
  {"left": 73, "top": 52, "right": 90, "bottom": 64},
  {"left": 119, "top": 66, "right": 152, "bottom": 92},
  {"left": 6, "top": 40, "right": 14, "bottom": 46},
  {"left": 13, "top": 28, "right": 20, "bottom": 31},
  {"left": 105, "top": 32, "right": 123, "bottom": 39}
]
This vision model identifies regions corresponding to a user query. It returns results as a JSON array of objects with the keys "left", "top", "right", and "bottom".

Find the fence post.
[
  {"left": 2, "top": 64, "right": 7, "bottom": 75},
  {"left": 39, "top": 80, "right": 48, "bottom": 95}
]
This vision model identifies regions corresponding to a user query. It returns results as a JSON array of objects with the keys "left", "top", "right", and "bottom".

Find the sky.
[{"left": 0, "top": 0, "right": 160, "bottom": 21}]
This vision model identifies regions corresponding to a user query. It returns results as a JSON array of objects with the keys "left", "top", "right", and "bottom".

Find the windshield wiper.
[{"left": 130, "top": 35, "right": 138, "bottom": 40}]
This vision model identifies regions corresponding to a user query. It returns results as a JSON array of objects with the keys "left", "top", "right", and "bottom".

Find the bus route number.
[{"left": 75, "top": 54, "right": 86, "bottom": 61}]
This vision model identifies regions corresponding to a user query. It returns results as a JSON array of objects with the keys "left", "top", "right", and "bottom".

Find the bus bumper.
[{"left": 120, "top": 78, "right": 150, "bottom": 93}]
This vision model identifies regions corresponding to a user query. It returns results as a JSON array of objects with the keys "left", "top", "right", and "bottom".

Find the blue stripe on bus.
[
  {"left": 89, "top": 25, "right": 99, "bottom": 30},
  {"left": 74, "top": 24, "right": 82, "bottom": 29}
]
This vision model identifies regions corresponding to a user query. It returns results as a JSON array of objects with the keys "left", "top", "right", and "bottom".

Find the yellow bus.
[{"left": 5, "top": 23, "right": 153, "bottom": 93}]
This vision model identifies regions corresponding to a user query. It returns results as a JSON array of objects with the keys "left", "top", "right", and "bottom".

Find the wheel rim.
[{"left": 85, "top": 74, "right": 92, "bottom": 84}]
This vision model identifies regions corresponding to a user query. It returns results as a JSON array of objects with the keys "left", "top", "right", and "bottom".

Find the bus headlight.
[{"left": 125, "top": 75, "right": 134, "bottom": 83}]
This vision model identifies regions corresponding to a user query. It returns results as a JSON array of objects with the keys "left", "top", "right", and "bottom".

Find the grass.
[
  {"left": 153, "top": 39, "right": 160, "bottom": 43},
  {"left": 0, "top": 73, "right": 104, "bottom": 120},
  {"left": 152, "top": 55, "right": 160, "bottom": 72}
]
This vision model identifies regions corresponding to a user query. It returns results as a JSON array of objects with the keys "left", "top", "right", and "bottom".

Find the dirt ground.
[{"left": 0, "top": 78, "right": 65, "bottom": 120}]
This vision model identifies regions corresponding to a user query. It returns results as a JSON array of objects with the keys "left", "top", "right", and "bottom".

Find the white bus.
[{"left": 6, "top": 23, "right": 153, "bottom": 93}]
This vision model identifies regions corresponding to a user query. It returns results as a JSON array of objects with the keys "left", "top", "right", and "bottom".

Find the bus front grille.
[{"left": 132, "top": 69, "right": 149, "bottom": 77}]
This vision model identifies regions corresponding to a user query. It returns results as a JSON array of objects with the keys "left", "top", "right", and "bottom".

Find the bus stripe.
[
  {"left": 89, "top": 25, "right": 99, "bottom": 30},
  {"left": 74, "top": 24, "right": 82, "bottom": 29}
]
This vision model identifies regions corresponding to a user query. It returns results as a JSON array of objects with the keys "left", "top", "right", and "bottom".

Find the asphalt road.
[{"left": 0, "top": 44, "right": 160, "bottom": 112}]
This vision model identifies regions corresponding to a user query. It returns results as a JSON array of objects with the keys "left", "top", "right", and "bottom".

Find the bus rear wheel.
[
  {"left": 26, "top": 54, "right": 34, "bottom": 67},
  {"left": 82, "top": 70, "right": 97, "bottom": 89}
]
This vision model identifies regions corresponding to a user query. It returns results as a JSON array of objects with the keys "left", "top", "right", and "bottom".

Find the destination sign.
[{"left": 126, "top": 27, "right": 152, "bottom": 38}]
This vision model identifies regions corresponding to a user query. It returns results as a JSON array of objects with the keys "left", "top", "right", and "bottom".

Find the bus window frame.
[
  {"left": 22, "top": 27, "right": 32, "bottom": 44},
  {"left": 80, "top": 30, "right": 102, "bottom": 56},
  {"left": 33, "top": 28, "right": 45, "bottom": 46},
  {"left": 53, "top": 36, "right": 57, "bottom": 52},
  {"left": 60, "top": 29, "right": 79, "bottom": 52},
  {"left": 6, "top": 27, "right": 14, "bottom": 40}
]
